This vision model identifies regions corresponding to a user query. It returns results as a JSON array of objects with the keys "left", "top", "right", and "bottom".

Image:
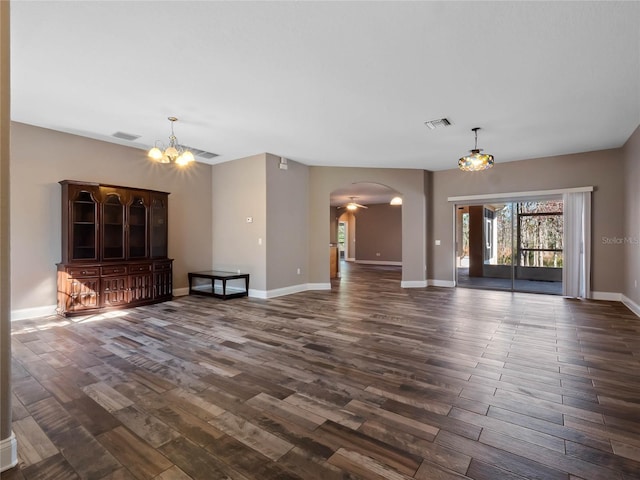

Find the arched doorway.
[
  {"left": 308, "top": 167, "right": 426, "bottom": 290},
  {"left": 329, "top": 182, "right": 403, "bottom": 285}
]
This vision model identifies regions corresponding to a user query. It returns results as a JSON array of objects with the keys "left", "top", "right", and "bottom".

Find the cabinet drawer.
[
  {"left": 153, "top": 262, "right": 172, "bottom": 272},
  {"left": 101, "top": 265, "right": 127, "bottom": 276},
  {"left": 129, "top": 263, "right": 152, "bottom": 273},
  {"left": 68, "top": 266, "right": 100, "bottom": 277}
]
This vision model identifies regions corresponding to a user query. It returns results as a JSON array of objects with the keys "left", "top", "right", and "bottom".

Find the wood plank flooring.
[{"left": 5, "top": 262, "right": 640, "bottom": 480}]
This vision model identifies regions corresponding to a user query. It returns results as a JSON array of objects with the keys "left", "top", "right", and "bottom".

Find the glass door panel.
[
  {"left": 102, "top": 193, "right": 125, "bottom": 260},
  {"left": 483, "top": 203, "right": 514, "bottom": 291},
  {"left": 457, "top": 203, "right": 514, "bottom": 291},
  {"left": 128, "top": 194, "right": 148, "bottom": 258},
  {"left": 71, "top": 189, "right": 98, "bottom": 260},
  {"left": 456, "top": 199, "right": 562, "bottom": 294},
  {"left": 515, "top": 200, "right": 563, "bottom": 294},
  {"left": 150, "top": 194, "right": 168, "bottom": 258}
]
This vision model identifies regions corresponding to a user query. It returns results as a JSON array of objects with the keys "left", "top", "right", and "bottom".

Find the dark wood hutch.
[{"left": 57, "top": 180, "right": 173, "bottom": 316}]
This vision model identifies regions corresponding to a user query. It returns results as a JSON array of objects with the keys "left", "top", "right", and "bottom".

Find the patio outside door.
[{"left": 456, "top": 199, "right": 563, "bottom": 294}]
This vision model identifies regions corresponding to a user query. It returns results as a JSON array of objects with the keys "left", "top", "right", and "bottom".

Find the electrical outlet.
[
  {"left": 435, "top": 240, "right": 441, "bottom": 245},
  {"left": 297, "top": 268, "right": 301, "bottom": 275},
  {"left": 376, "top": 252, "right": 381, "bottom": 257},
  {"left": 258, "top": 238, "right": 262, "bottom": 245}
]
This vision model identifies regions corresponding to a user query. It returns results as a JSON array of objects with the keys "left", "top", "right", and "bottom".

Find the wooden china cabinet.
[{"left": 57, "top": 180, "right": 173, "bottom": 316}]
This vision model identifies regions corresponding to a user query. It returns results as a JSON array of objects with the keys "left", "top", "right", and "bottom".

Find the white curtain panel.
[{"left": 562, "top": 191, "right": 592, "bottom": 298}]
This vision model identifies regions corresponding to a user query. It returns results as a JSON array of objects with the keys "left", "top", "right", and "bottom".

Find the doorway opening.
[
  {"left": 330, "top": 182, "right": 403, "bottom": 286},
  {"left": 456, "top": 199, "right": 563, "bottom": 294},
  {"left": 338, "top": 221, "right": 348, "bottom": 260}
]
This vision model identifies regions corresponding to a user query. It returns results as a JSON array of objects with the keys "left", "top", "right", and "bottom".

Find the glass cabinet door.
[
  {"left": 102, "top": 192, "right": 125, "bottom": 260},
  {"left": 150, "top": 193, "right": 168, "bottom": 258},
  {"left": 127, "top": 193, "right": 148, "bottom": 258},
  {"left": 70, "top": 188, "right": 98, "bottom": 261}
]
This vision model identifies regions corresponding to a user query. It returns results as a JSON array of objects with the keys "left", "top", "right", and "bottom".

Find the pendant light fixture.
[
  {"left": 458, "top": 127, "right": 494, "bottom": 171},
  {"left": 148, "top": 117, "right": 195, "bottom": 167}
]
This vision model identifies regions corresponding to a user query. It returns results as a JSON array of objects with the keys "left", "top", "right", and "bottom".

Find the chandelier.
[
  {"left": 458, "top": 127, "right": 494, "bottom": 171},
  {"left": 148, "top": 117, "right": 195, "bottom": 167}
]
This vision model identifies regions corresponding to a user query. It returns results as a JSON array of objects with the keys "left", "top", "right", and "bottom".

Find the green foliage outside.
[{"left": 494, "top": 201, "right": 563, "bottom": 268}]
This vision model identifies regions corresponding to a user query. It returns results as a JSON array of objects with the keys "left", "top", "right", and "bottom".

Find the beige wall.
[
  {"left": 265, "top": 154, "right": 309, "bottom": 290},
  {"left": 424, "top": 170, "right": 434, "bottom": 280},
  {"left": 623, "top": 125, "right": 640, "bottom": 306},
  {"left": 353, "top": 203, "right": 402, "bottom": 262},
  {"left": 430, "top": 149, "right": 625, "bottom": 294},
  {"left": 309, "top": 167, "right": 426, "bottom": 285},
  {"left": 10, "top": 122, "right": 213, "bottom": 313},
  {"left": 211, "top": 154, "right": 267, "bottom": 291},
  {"left": 212, "top": 153, "right": 310, "bottom": 294},
  {"left": 329, "top": 206, "right": 339, "bottom": 244},
  {"left": 1, "top": 0, "right": 12, "bottom": 454},
  {"left": 7, "top": 122, "right": 639, "bottom": 311}
]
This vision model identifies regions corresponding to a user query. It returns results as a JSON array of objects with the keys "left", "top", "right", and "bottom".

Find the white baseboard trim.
[
  {"left": 346, "top": 257, "right": 355, "bottom": 262},
  {"left": 622, "top": 294, "right": 640, "bottom": 318},
  {"left": 11, "top": 304, "right": 57, "bottom": 321},
  {"left": 270, "top": 284, "right": 310, "bottom": 297},
  {"left": 0, "top": 432, "right": 18, "bottom": 473},
  {"left": 355, "top": 260, "right": 402, "bottom": 266},
  {"left": 250, "top": 283, "right": 332, "bottom": 299},
  {"left": 255, "top": 284, "right": 307, "bottom": 299},
  {"left": 249, "top": 285, "right": 307, "bottom": 299},
  {"left": 173, "top": 287, "right": 189, "bottom": 297},
  {"left": 428, "top": 279, "right": 456, "bottom": 287},
  {"left": 401, "top": 280, "right": 427, "bottom": 288},
  {"left": 591, "top": 291, "right": 622, "bottom": 301}
]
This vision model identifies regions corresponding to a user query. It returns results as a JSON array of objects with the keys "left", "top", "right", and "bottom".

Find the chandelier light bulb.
[
  {"left": 175, "top": 154, "right": 189, "bottom": 166},
  {"left": 180, "top": 151, "right": 195, "bottom": 164},
  {"left": 164, "top": 145, "right": 179, "bottom": 160},
  {"left": 148, "top": 146, "right": 163, "bottom": 161}
]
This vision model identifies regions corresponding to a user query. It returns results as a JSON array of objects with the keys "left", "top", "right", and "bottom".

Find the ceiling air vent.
[
  {"left": 111, "top": 130, "right": 218, "bottom": 159},
  {"left": 184, "top": 147, "right": 219, "bottom": 160},
  {"left": 424, "top": 118, "right": 452, "bottom": 130},
  {"left": 112, "top": 131, "right": 141, "bottom": 141}
]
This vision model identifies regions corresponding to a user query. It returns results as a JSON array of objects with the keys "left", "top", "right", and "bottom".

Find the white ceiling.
[{"left": 10, "top": 1, "right": 640, "bottom": 172}]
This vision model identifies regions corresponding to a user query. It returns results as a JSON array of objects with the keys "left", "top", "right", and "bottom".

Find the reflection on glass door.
[{"left": 456, "top": 199, "right": 563, "bottom": 294}]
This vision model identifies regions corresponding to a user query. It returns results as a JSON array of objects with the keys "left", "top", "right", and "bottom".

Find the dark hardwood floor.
[{"left": 5, "top": 262, "right": 640, "bottom": 480}]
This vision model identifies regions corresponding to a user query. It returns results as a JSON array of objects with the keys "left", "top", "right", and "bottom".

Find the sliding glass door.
[{"left": 456, "top": 198, "right": 563, "bottom": 294}]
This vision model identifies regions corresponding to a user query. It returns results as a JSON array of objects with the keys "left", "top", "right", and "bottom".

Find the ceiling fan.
[{"left": 339, "top": 196, "right": 368, "bottom": 211}]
